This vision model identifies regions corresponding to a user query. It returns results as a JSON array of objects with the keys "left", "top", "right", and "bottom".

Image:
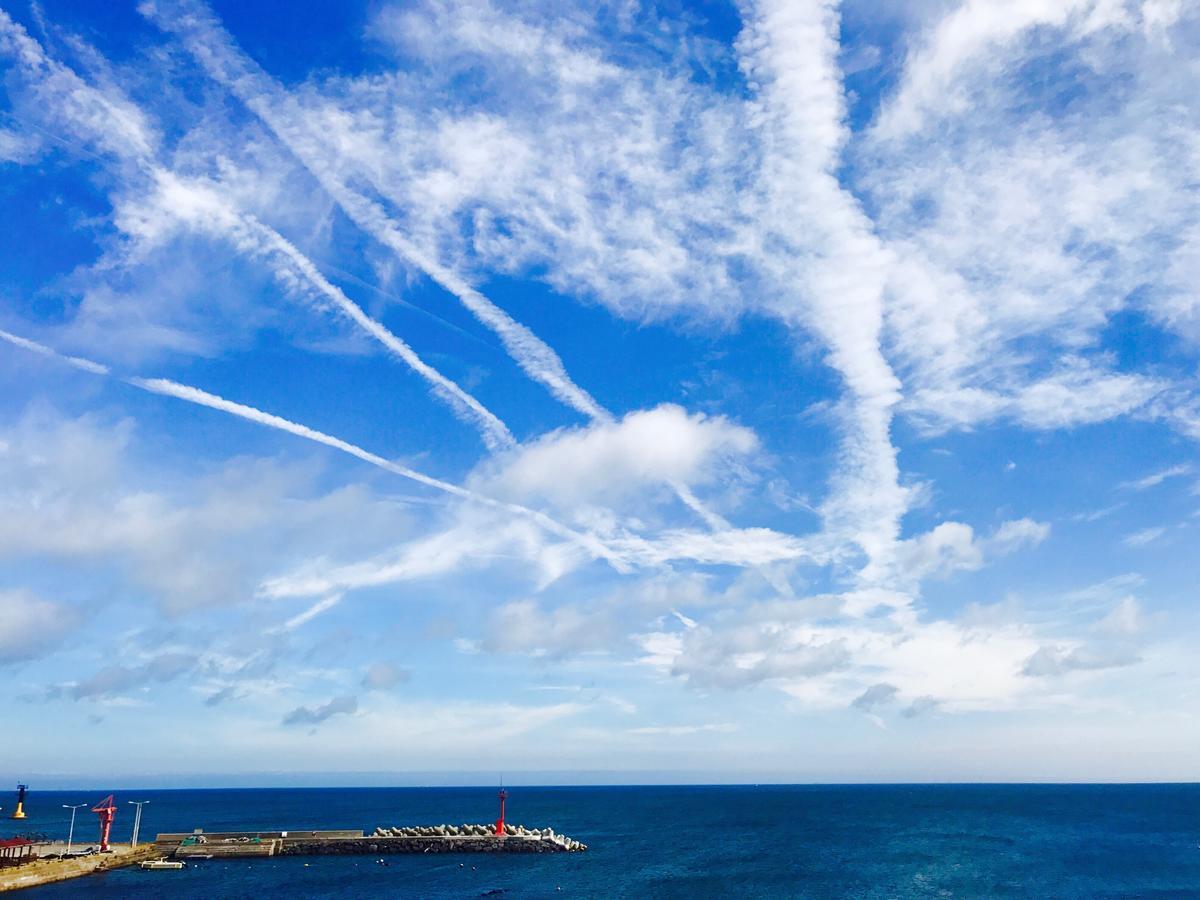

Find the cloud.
[
  {"left": 865, "top": 0, "right": 1199, "bottom": 441},
  {"left": 0, "top": 127, "right": 41, "bottom": 163},
  {"left": 890, "top": 517, "right": 1049, "bottom": 584},
  {"left": 1123, "top": 526, "right": 1166, "bottom": 548},
  {"left": 282, "top": 594, "right": 344, "bottom": 631},
  {"left": 282, "top": 694, "right": 358, "bottom": 726},
  {"left": 901, "top": 696, "right": 940, "bottom": 718},
  {"left": 739, "top": 0, "right": 911, "bottom": 580},
  {"left": 988, "top": 519, "right": 1051, "bottom": 553},
  {"left": 1073, "top": 503, "right": 1125, "bottom": 523},
  {"left": 477, "top": 404, "right": 757, "bottom": 512},
  {"left": 204, "top": 686, "right": 240, "bottom": 707},
  {"left": 144, "top": 0, "right": 610, "bottom": 424},
  {"left": 851, "top": 682, "right": 899, "bottom": 712},
  {"left": 127, "top": 375, "right": 620, "bottom": 568},
  {"left": 0, "top": 405, "right": 420, "bottom": 613},
  {"left": 667, "top": 626, "right": 852, "bottom": 691},
  {"left": 0, "top": 0, "right": 1191, "bottom": 753},
  {"left": 1095, "top": 596, "right": 1143, "bottom": 637},
  {"left": 362, "top": 663, "right": 410, "bottom": 691},
  {"left": 1021, "top": 644, "right": 1141, "bottom": 677},
  {"left": 0, "top": 17, "right": 515, "bottom": 451},
  {"left": 482, "top": 599, "right": 615, "bottom": 658},
  {"left": 125, "top": 174, "right": 516, "bottom": 452},
  {"left": 875, "top": 0, "right": 1117, "bottom": 140},
  {"left": 3, "top": 318, "right": 622, "bottom": 578},
  {"left": 67, "top": 651, "right": 198, "bottom": 700},
  {"left": 259, "top": 510, "right": 592, "bottom": 601},
  {"left": 1120, "top": 464, "right": 1192, "bottom": 491},
  {"left": 0, "top": 589, "right": 78, "bottom": 664}
]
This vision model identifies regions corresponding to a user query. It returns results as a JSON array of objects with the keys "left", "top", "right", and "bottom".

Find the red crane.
[
  {"left": 92, "top": 795, "right": 116, "bottom": 852},
  {"left": 493, "top": 788, "right": 508, "bottom": 836}
]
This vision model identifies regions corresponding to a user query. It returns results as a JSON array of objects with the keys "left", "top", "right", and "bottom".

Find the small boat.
[{"left": 140, "top": 858, "right": 185, "bottom": 870}]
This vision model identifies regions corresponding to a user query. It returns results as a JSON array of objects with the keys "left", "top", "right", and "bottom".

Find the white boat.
[{"left": 140, "top": 858, "right": 185, "bottom": 870}]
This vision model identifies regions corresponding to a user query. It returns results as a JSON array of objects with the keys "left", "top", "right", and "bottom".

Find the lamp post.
[
  {"left": 128, "top": 800, "right": 150, "bottom": 848},
  {"left": 63, "top": 804, "right": 87, "bottom": 855}
]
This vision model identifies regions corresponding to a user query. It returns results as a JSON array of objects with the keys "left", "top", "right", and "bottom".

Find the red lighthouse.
[
  {"left": 92, "top": 795, "right": 117, "bottom": 852},
  {"left": 493, "top": 788, "right": 508, "bottom": 836}
]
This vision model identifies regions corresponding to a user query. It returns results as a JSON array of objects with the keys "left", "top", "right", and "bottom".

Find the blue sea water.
[{"left": 3, "top": 785, "right": 1198, "bottom": 898}]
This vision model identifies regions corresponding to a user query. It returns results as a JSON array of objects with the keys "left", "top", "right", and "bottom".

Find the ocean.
[{"left": 2, "top": 784, "right": 1198, "bottom": 897}]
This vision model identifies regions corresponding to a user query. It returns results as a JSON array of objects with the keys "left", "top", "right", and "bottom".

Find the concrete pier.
[{"left": 0, "top": 844, "right": 158, "bottom": 893}]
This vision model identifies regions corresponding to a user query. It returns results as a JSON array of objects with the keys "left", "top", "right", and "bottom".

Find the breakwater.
[
  {"left": 155, "top": 824, "right": 587, "bottom": 858},
  {"left": 372, "top": 823, "right": 586, "bottom": 851}
]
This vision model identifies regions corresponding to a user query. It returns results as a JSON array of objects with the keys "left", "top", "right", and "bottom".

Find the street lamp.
[
  {"left": 63, "top": 804, "right": 88, "bottom": 856},
  {"left": 128, "top": 800, "right": 150, "bottom": 848}
]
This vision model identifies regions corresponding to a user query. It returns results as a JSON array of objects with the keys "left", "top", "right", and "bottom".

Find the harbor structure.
[
  {"left": 494, "top": 788, "right": 508, "bottom": 836},
  {"left": 91, "top": 796, "right": 117, "bottom": 853},
  {"left": 0, "top": 788, "right": 587, "bottom": 893}
]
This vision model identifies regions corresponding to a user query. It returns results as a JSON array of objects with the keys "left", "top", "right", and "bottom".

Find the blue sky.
[{"left": 0, "top": 0, "right": 1197, "bottom": 784}]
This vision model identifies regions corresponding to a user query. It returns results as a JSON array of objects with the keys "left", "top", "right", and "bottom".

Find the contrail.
[
  {"left": 143, "top": 0, "right": 730, "bottom": 529},
  {"left": 281, "top": 593, "right": 343, "bottom": 631},
  {"left": 0, "top": 328, "right": 627, "bottom": 571},
  {"left": 0, "top": 328, "right": 110, "bottom": 375},
  {"left": 129, "top": 377, "right": 623, "bottom": 567},
  {"left": 0, "top": 11, "right": 512, "bottom": 453},
  {"left": 207, "top": 188, "right": 516, "bottom": 451},
  {"left": 143, "top": 0, "right": 608, "bottom": 423}
]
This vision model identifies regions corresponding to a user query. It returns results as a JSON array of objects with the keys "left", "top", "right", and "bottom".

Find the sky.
[{"left": 0, "top": 0, "right": 1197, "bottom": 785}]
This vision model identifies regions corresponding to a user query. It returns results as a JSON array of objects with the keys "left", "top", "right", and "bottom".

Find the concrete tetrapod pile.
[{"left": 371, "top": 823, "right": 587, "bottom": 851}]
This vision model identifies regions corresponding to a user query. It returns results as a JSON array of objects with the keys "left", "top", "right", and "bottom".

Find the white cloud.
[
  {"left": 988, "top": 518, "right": 1052, "bottom": 553},
  {"left": 1022, "top": 643, "right": 1141, "bottom": 677},
  {"left": 866, "top": 2, "right": 1198, "bottom": 440},
  {"left": 875, "top": 0, "right": 1101, "bottom": 140},
  {"left": 477, "top": 404, "right": 757, "bottom": 512},
  {"left": 0, "top": 406, "right": 421, "bottom": 613},
  {"left": 1095, "top": 596, "right": 1143, "bottom": 636},
  {"left": 0, "top": 126, "right": 41, "bottom": 163},
  {"left": 1120, "top": 464, "right": 1192, "bottom": 491},
  {"left": 1123, "top": 526, "right": 1166, "bottom": 547},
  {"left": 362, "top": 663, "right": 410, "bottom": 691},
  {"left": 482, "top": 599, "right": 615, "bottom": 657},
  {"left": 887, "top": 517, "right": 1048, "bottom": 585}
]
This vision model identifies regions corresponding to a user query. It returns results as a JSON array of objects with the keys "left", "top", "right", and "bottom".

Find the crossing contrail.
[
  {"left": 143, "top": 0, "right": 608, "bottom": 423},
  {"left": 143, "top": 0, "right": 731, "bottom": 529},
  {"left": 0, "top": 10, "right": 512, "bottom": 452}
]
